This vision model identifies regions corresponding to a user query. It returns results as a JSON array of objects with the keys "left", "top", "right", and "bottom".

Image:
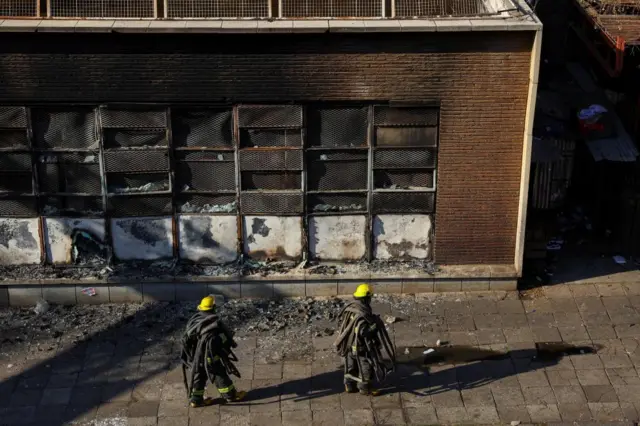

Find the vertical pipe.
[
  {"left": 366, "top": 105, "right": 374, "bottom": 262},
  {"left": 46, "top": 0, "right": 51, "bottom": 17},
  {"left": 278, "top": 0, "right": 282, "bottom": 18},
  {"left": 166, "top": 107, "right": 179, "bottom": 260},
  {"left": 301, "top": 106, "right": 308, "bottom": 263},
  {"left": 390, "top": 0, "right": 395, "bottom": 18},
  {"left": 25, "top": 107, "right": 46, "bottom": 265},
  {"left": 96, "top": 106, "right": 113, "bottom": 265},
  {"left": 233, "top": 106, "right": 243, "bottom": 260},
  {"left": 163, "top": 0, "right": 168, "bottom": 18},
  {"left": 381, "top": 0, "right": 385, "bottom": 18},
  {"left": 268, "top": 0, "right": 272, "bottom": 18}
]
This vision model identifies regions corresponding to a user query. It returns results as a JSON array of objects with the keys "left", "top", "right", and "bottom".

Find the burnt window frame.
[
  {"left": 100, "top": 105, "right": 173, "bottom": 218},
  {"left": 236, "top": 104, "right": 304, "bottom": 216}
]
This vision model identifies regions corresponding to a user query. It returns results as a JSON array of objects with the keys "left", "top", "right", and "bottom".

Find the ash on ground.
[
  {"left": 0, "top": 295, "right": 419, "bottom": 366},
  {"left": 0, "top": 258, "right": 438, "bottom": 282}
]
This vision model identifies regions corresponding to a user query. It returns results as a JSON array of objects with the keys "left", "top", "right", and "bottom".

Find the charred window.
[
  {"left": 306, "top": 106, "right": 368, "bottom": 214},
  {"left": 372, "top": 106, "right": 438, "bottom": 213},
  {"left": 173, "top": 108, "right": 237, "bottom": 214},
  {"left": 238, "top": 105, "right": 304, "bottom": 214},
  {"left": 101, "top": 107, "right": 172, "bottom": 217}
]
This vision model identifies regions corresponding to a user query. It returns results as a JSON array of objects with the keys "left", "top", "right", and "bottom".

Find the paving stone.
[
  {"left": 96, "top": 402, "right": 129, "bottom": 418},
  {"left": 501, "top": 313, "right": 529, "bottom": 328},
  {"left": 128, "top": 417, "right": 158, "bottom": 426},
  {"left": 615, "top": 324, "right": 640, "bottom": 338},
  {"left": 526, "top": 312, "right": 556, "bottom": 327},
  {"left": 545, "top": 285, "right": 573, "bottom": 298},
  {"left": 607, "top": 368, "right": 640, "bottom": 385},
  {"left": 374, "top": 408, "right": 405, "bottom": 425},
  {"left": 517, "top": 370, "right": 550, "bottom": 388},
  {"left": 70, "top": 385, "right": 103, "bottom": 407},
  {"left": 614, "top": 385, "right": 640, "bottom": 403},
  {"left": 527, "top": 403, "right": 561, "bottom": 422},
  {"left": 161, "top": 383, "right": 185, "bottom": 401},
  {"left": 47, "top": 373, "right": 78, "bottom": 388},
  {"left": 558, "top": 402, "right": 593, "bottom": 421},
  {"left": 474, "top": 328, "right": 505, "bottom": 345},
  {"left": 10, "top": 389, "right": 42, "bottom": 406},
  {"left": 554, "top": 312, "right": 583, "bottom": 326},
  {"left": 312, "top": 409, "right": 344, "bottom": 426},
  {"left": 64, "top": 405, "right": 98, "bottom": 424},
  {"left": 553, "top": 385, "right": 587, "bottom": 404},
  {"left": 430, "top": 388, "right": 463, "bottom": 407},
  {"left": 159, "top": 399, "right": 189, "bottom": 418},
  {"left": 597, "top": 284, "right": 626, "bottom": 297},
  {"left": 371, "top": 392, "right": 401, "bottom": 409},
  {"left": 158, "top": 417, "right": 189, "bottom": 426},
  {"left": 571, "top": 284, "right": 599, "bottom": 297},
  {"left": 492, "top": 387, "right": 525, "bottom": 406},
  {"left": 621, "top": 401, "right": 639, "bottom": 421},
  {"left": 403, "top": 406, "right": 438, "bottom": 425},
  {"left": 583, "top": 384, "right": 619, "bottom": 402},
  {"left": 522, "top": 385, "right": 557, "bottom": 405},
  {"left": 283, "top": 363, "right": 311, "bottom": 380},
  {"left": 254, "top": 363, "right": 283, "bottom": 380},
  {"left": 577, "top": 369, "right": 611, "bottom": 386},
  {"left": 504, "top": 328, "right": 534, "bottom": 343},
  {"left": 473, "top": 314, "right": 501, "bottom": 329},
  {"left": 340, "top": 392, "right": 372, "bottom": 410},
  {"left": 343, "top": 408, "right": 375, "bottom": 425},
  {"left": 40, "top": 387, "right": 71, "bottom": 405},
  {"left": 589, "top": 402, "right": 625, "bottom": 422},
  {"left": 559, "top": 325, "right": 590, "bottom": 341},
  {"left": 0, "top": 406, "right": 36, "bottom": 425},
  {"left": 461, "top": 387, "right": 494, "bottom": 406},
  {"left": 128, "top": 400, "right": 159, "bottom": 417},
  {"left": 571, "top": 353, "right": 604, "bottom": 369},
  {"left": 282, "top": 409, "right": 312, "bottom": 426},
  {"left": 497, "top": 299, "right": 524, "bottom": 314},
  {"left": 547, "top": 370, "right": 580, "bottom": 386},
  {"left": 466, "top": 405, "right": 500, "bottom": 423},
  {"left": 249, "top": 411, "right": 280, "bottom": 426},
  {"left": 587, "top": 325, "right": 617, "bottom": 340},
  {"left": 531, "top": 326, "right": 562, "bottom": 342},
  {"left": 220, "top": 412, "right": 248, "bottom": 426},
  {"left": 468, "top": 299, "right": 498, "bottom": 315},
  {"left": 435, "top": 406, "right": 470, "bottom": 423},
  {"left": 496, "top": 405, "right": 531, "bottom": 423}
]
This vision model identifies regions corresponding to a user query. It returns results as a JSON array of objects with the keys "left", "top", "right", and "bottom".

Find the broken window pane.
[
  {"left": 241, "top": 172, "right": 301, "bottom": 190},
  {"left": 177, "top": 194, "right": 237, "bottom": 214},
  {"left": 172, "top": 109, "right": 233, "bottom": 148},
  {"left": 42, "top": 196, "right": 104, "bottom": 217},
  {"left": 103, "top": 129, "right": 167, "bottom": 148},
  {"left": 0, "top": 173, "right": 32, "bottom": 193},
  {"left": 240, "top": 192, "right": 303, "bottom": 214},
  {"left": 0, "top": 197, "right": 37, "bottom": 217},
  {"left": 176, "top": 162, "right": 236, "bottom": 192},
  {"left": 103, "top": 151, "right": 169, "bottom": 173},
  {"left": 375, "top": 127, "right": 437, "bottom": 147},
  {"left": 107, "top": 173, "right": 170, "bottom": 194},
  {"left": 0, "top": 153, "right": 31, "bottom": 172},
  {"left": 307, "top": 107, "right": 368, "bottom": 148},
  {"left": 0, "top": 129, "right": 28, "bottom": 149},
  {"left": 374, "top": 170, "right": 434, "bottom": 190},
  {"left": 39, "top": 163, "right": 102, "bottom": 194},
  {"left": 374, "top": 148, "right": 437, "bottom": 169},
  {"left": 108, "top": 195, "right": 172, "bottom": 217},
  {"left": 240, "top": 129, "right": 302, "bottom": 148},
  {"left": 32, "top": 108, "right": 98, "bottom": 149},
  {"left": 240, "top": 150, "right": 302, "bottom": 170},
  {"left": 0, "top": 107, "right": 26, "bottom": 128},
  {"left": 308, "top": 160, "right": 367, "bottom": 191},
  {"left": 308, "top": 193, "right": 367, "bottom": 213}
]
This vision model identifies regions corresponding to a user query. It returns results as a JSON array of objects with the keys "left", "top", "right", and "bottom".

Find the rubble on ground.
[{"left": 0, "top": 258, "right": 438, "bottom": 282}]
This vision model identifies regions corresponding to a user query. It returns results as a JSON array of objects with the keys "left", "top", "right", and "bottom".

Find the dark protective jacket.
[
  {"left": 180, "top": 311, "right": 241, "bottom": 397},
  {"left": 334, "top": 300, "right": 396, "bottom": 383}
]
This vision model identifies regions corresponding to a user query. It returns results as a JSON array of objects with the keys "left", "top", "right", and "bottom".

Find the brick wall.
[{"left": 0, "top": 31, "right": 534, "bottom": 265}]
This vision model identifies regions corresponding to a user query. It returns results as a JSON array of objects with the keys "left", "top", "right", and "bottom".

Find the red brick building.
[{"left": 0, "top": 0, "right": 541, "bottom": 302}]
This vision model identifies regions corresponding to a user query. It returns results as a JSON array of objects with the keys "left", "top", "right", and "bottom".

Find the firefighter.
[
  {"left": 180, "top": 295, "right": 247, "bottom": 407},
  {"left": 334, "top": 284, "right": 396, "bottom": 395}
]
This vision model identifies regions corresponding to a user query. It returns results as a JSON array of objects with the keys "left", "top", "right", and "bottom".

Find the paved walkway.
[{"left": 3, "top": 283, "right": 640, "bottom": 425}]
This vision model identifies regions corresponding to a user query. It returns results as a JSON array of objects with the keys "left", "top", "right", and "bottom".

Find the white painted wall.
[
  {"left": 111, "top": 217, "right": 173, "bottom": 260},
  {"left": 309, "top": 215, "right": 367, "bottom": 261},
  {"left": 44, "top": 218, "right": 105, "bottom": 264},
  {"left": 242, "top": 216, "right": 302, "bottom": 260},
  {"left": 0, "top": 218, "right": 41, "bottom": 265},
  {"left": 178, "top": 215, "right": 238, "bottom": 263},
  {"left": 373, "top": 214, "right": 432, "bottom": 260}
]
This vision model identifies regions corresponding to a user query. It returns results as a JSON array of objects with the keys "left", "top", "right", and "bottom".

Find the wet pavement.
[{"left": 2, "top": 283, "right": 640, "bottom": 425}]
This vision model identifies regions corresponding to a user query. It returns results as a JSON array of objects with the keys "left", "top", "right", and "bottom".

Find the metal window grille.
[
  {"left": 307, "top": 107, "right": 368, "bottom": 148},
  {"left": 0, "top": 197, "right": 38, "bottom": 217},
  {"left": 241, "top": 171, "right": 301, "bottom": 190},
  {"left": 0, "top": 107, "right": 27, "bottom": 128},
  {"left": 176, "top": 161, "right": 236, "bottom": 192},
  {"left": 308, "top": 193, "right": 367, "bottom": 213},
  {"left": 375, "top": 127, "right": 438, "bottom": 147},
  {"left": 281, "top": 0, "right": 383, "bottom": 17},
  {"left": 108, "top": 195, "right": 172, "bottom": 216},
  {"left": 104, "top": 151, "right": 169, "bottom": 173},
  {"left": 0, "top": 173, "right": 32, "bottom": 193},
  {"left": 372, "top": 191, "right": 435, "bottom": 213},
  {"left": 177, "top": 194, "right": 237, "bottom": 214},
  {"left": 393, "top": 0, "right": 488, "bottom": 17},
  {"left": 240, "top": 192, "right": 303, "bottom": 214},
  {"left": 103, "top": 129, "right": 167, "bottom": 149},
  {"left": 373, "top": 170, "right": 434, "bottom": 190},
  {"left": 49, "top": 0, "right": 155, "bottom": 17},
  {"left": 239, "top": 150, "right": 302, "bottom": 171},
  {"left": 0, "top": 153, "right": 32, "bottom": 171},
  {"left": 38, "top": 163, "right": 102, "bottom": 194},
  {"left": 373, "top": 148, "right": 437, "bottom": 169},
  {"left": 238, "top": 105, "right": 303, "bottom": 129},
  {"left": 107, "top": 173, "right": 170, "bottom": 194},
  {"left": 41, "top": 196, "right": 104, "bottom": 217},
  {"left": 172, "top": 109, "right": 233, "bottom": 148},
  {"left": 100, "top": 108, "right": 167, "bottom": 129},
  {"left": 165, "top": 0, "right": 270, "bottom": 17},
  {"left": 32, "top": 108, "right": 98, "bottom": 150},
  {"left": 0, "top": 0, "right": 37, "bottom": 16},
  {"left": 308, "top": 158, "right": 368, "bottom": 190}
]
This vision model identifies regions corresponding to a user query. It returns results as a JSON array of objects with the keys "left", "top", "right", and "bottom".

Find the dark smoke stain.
[
  {"left": 251, "top": 218, "right": 270, "bottom": 237},
  {"left": 71, "top": 229, "right": 106, "bottom": 265},
  {"left": 0, "top": 220, "right": 37, "bottom": 250},
  {"left": 127, "top": 220, "right": 168, "bottom": 243},
  {"left": 183, "top": 219, "right": 220, "bottom": 249}
]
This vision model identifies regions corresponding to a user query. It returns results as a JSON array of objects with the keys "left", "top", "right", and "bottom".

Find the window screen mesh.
[
  {"left": 166, "top": 0, "right": 269, "bottom": 17},
  {"left": 32, "top": 108, "right": 98, "bottom": 150},
  {"left": 172, "top": 109, "right": 233, "bottom": 148},
  {"left": 0, "top": 107, "right": 27, "bottom": 128},
  {"left": 307, "top": 107, "right": 368, "bottom": 148}
]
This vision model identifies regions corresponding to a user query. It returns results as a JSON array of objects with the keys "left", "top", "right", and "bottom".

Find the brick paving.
[{"left": 3, "top": 283, "right": 640, "bottom": 424}]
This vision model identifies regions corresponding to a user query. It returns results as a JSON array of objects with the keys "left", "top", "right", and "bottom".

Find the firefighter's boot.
[{"left": 189, "top": 389, "right": 216, "bottom": 407}]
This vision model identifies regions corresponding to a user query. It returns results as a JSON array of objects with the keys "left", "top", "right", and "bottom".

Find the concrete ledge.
[
  {"left": 0, "top": 286, "right": 8, "bottom": 306},
  {"left": 43, "top": 285, "right": 77, "bottom": 305},
  {"left": 142, "top": 282, "right": 176, "bottom": 302},
  {"left": 109, "top": 284, "right": 143, "bottom": 303},
  {"left": 0, "top": 18, "right": 539, "bottom": 34},
  {"left": 8, "top": 286, "right": 42, "bottom": 306}
]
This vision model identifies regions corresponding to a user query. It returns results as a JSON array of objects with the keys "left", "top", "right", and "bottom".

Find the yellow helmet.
[
  {"left": 354, "top": 284, "right": 373, "bottom": 299},
  {"left": 197, "top": 295, "right": 216, "bottom": 311}
]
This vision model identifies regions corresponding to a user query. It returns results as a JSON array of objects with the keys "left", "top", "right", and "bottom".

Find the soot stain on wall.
[{"left": 0, "top": 220, "right": 37, "bottom": 250}]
